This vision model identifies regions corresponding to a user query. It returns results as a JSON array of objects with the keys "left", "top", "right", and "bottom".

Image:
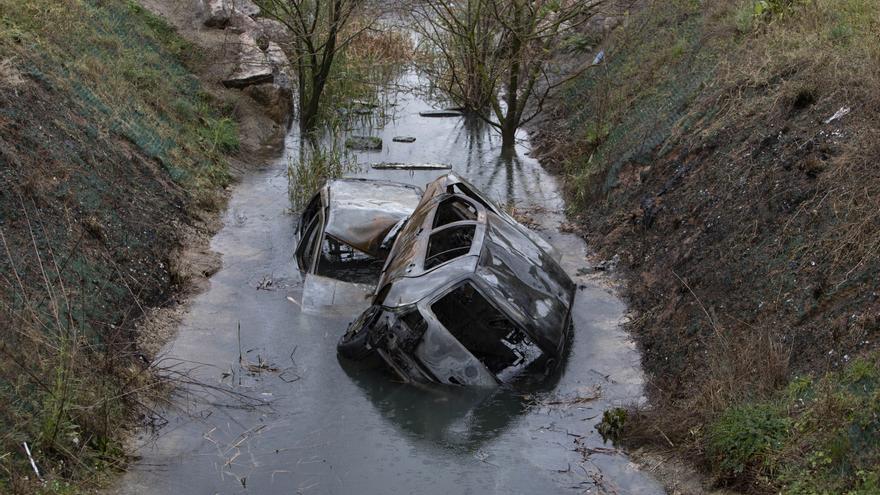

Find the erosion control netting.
[
  {"left": 0, "top": 0, "right": 226, "bottom": 346},
  {"left": 560, "top": 4, "right": 717, "bottom": 200}
]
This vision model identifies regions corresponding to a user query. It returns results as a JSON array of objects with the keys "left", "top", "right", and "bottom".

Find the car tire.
[{"left": 337, "top": 306, "right": 380, "bottom": 360}]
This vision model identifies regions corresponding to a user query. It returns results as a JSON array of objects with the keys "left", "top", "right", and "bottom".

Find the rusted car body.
[
  {"left": 337, "top": 174, "right": 576, "bottom": 387},
  {"left": 295, "top": 178, "right": 423, "bottom": 285}
]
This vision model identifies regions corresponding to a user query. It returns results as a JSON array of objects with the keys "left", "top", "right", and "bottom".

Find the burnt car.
[
  {"left": 295, "top": 178, "right": 423, "bottom": 285},
  {"left": 337, "top": 174, "right": 576, "bottom": 387}
]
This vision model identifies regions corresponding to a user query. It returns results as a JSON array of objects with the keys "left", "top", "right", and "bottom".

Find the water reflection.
[
  {"left": 336, "top": 325, "right": 574, "bottom": 451},
  {"left": 339, "top": 358, "right": 528, "bottom": 449}
]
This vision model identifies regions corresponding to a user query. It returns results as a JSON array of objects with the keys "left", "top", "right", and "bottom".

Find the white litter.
[{"left": 824, "top": 106, "right": 851, "bottom": 124}]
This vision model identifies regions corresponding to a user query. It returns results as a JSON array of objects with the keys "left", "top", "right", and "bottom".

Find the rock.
[
  {"left": 392, "top": 136, "right": 417, "bottom": 143},
  {"left": 243, "top": 83, "right": 293, "bottom": 125},
  {"left": 256, "top": 18, "right": 291, "bottom": 43},
  {"left": 203, "top": 0, "right": 231, "bottom": 28},
  {"left": 351, "top": 99, "right": 379, "bottom": 109},
  {"left": 266, "top": 42, "right": 292, "bottom": 88},
  {"left": 228, "top": 11, "right": 262, "bottom": 40},
  {"left": 345, "top": 136, "right": 383, "bottom": 151},
  {"left": 230, "top": 0, "right": 260, "bottom": 16},
  {"left": 222, "top": 33, "right": 274, "bottom": 89},
  {"left": 594, "top": 254, "right": 621, "bottom": 272},
  {"left": 348, "top": 99, "right": 379, "bottom": 115},
  {"left": 266, "top": 43, "right": 289, "bottom": 73}
]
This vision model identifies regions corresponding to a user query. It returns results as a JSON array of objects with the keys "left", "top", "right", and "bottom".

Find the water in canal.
[{"left": 116, "top": 71, "right": 665, "bottom": 494}]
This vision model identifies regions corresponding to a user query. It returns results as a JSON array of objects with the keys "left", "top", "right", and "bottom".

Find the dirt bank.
[
  {"left": 139, "top": 0, "right": 288, "bottom": 164},
  {"left": 131, "top": 0, "right": 292, "bottom": 357},
  {"left": 532, "top": 1, "right": 879, "bottom": 493},
  {"left": 0, "top": 0, "right": 288, "bottom": 490}
]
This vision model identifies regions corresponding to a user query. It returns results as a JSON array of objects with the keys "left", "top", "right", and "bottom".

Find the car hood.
[{"left": 324, "top": 179, "right": 423, "bottom": 257}]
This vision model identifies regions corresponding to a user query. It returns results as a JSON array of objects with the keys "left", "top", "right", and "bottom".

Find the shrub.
[
  {"left": 753, "top": 0, "right": 804, "bottom": 21},
  {"left": 707, "top": 402, "right": 790, "bottom": 478},
  {"left": 199, "top": 117, "right": 240, "bottom": 154}
]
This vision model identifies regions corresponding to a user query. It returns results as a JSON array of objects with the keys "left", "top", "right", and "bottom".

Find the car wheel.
[{"left": 337, "top": 305, "right": 381, "bottom": 360}]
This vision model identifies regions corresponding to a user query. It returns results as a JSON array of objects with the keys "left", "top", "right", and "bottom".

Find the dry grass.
[
  {"left": 343, "top": 20, "right": 413, "bottom": 68},
  {"left": 287, "top": 140, "right": 360, "bottom": 211},
  {"left": 537, "top": 0, "right": 880, "bottom": 492},
  {"left": 0, "top": 221, "right": 169, "bottom": 493},
  {"left": 707, "top": 0, "right": 880, "bottom": 289},
  {"left": 0, "top": 0, "right": 241, "bottom": 491}
]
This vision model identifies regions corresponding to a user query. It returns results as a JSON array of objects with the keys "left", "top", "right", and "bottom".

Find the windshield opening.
[
  {"left": 424, "top": 224, "right": 475, "bottom": 270},
  {"left": 432, "top": 196, "right": 478, "bottom": 228}
]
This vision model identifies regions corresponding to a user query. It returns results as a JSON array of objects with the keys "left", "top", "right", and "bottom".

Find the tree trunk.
[
  {"left": 500, "top": 119, "right": 517, "bottom": 149},
  {"left": 500, "top": 1, "right": 522, "bottom": 150},
  {"left": 299, "top": 82, "right": 323, "bottom": 133}
]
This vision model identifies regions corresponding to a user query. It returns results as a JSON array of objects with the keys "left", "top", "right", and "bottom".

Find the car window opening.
[
  {"left": 433, "top": 196, "right": 478, "bottom": 228},
  {"left": 431, "top": 283, "right": 535, "bottom": 377},
  {"left": 317, "top": 236, "right": 384, "bottom": 284},
  {"left": 424, "top": 224, "right": 475, "bottom": 270},
  {"left": 447, "top": 183, "right": 493, "bottom": 211}
]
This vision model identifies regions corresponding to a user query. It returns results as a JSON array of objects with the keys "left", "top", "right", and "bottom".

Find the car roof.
[
  {"left": 376, "top": 174, "right": 575, "bottom": 354},
  {"left": 323, "top": 178, "right": 423, "bottom": 257}
]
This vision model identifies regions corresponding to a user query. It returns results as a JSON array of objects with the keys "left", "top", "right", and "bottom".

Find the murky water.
[{"left": 117, "top": 72, "right": 665, "bottom": 494}]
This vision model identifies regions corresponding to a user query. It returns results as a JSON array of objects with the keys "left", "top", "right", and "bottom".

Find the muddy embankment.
[
  {"left": 0, "top": 0, "right": 287, "bottom": 490},
  {"left": 132, "top": 0, "right": 295, "bottom": 354},
  {"left": 531, "top": 1, "right": 879, "bottom": 493}
]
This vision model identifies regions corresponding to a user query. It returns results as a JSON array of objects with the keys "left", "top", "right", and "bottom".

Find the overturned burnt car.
[
  {"left": 336, "top": 174, "right": 576, "bottom": 387},
  {"left": 295, "top": 178, "right": 423, "bottom": 285}
]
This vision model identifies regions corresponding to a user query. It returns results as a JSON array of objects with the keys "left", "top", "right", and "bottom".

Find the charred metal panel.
[
  {"left": 476, "top": 216, "right": 575, "bottom": 356},
  {"left": 323, "top": 179, "right": 422, "bottom": 257}
]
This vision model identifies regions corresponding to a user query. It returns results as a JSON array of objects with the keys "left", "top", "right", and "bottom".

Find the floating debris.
[
  {"left": 350, "top": 99, "right": 379, "bottom": 108},
  {"left": 371, "top": 162, "right": 451, "bottom": 170},
  {"left": 392, "top": 136, "right": 417, "bottom": 143},
  {"left": 344, "top": 135, "right": 382, "bottom": 150},
  {"left": 419, "top": 109, "right": 463, "bottom": 118}
]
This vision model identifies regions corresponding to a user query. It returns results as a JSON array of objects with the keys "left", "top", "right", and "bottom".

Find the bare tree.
[
  {"left": 414, "top": 0, "right": 606, "bottom": 149},
  {"left": 255, "top": 0, "right": 372, "bottom": 133}
]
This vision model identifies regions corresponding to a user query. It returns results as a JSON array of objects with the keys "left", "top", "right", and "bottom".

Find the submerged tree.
[
  {"left": 414, "top": 0, "right": 606, "bottom": 148},
  {"left": 256, "top": 0, "right": 371, "bottom": 133}
]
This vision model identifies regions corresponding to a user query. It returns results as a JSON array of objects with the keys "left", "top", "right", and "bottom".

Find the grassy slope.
[
  {"left": 0, "top": 0, "right": 238, "bottom": 491},
  {"left": 536, "top": 0, "right": 879, "bottom": 493}
]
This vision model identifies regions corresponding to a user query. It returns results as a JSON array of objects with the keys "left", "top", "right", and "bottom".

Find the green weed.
[
  {"left": 596, "top": 407, "right": 629, "bottom": 445},
  {"left": 753, "top": 0, "right": 805, "bottom": 21},
  {"left": 288, "top": 140, "right": 360, "bottom": 210},
  {"left": 778, "top": 355, "right": 880, "bottom": 494},
  {"left": 198, "top": 117, "right": 240, "bottom": 154},
  {"left": 707, "top": 402, "right": 790, "bottom": 478},
  {"left": 734, "top": 3, "right": 756, "bottom": 33}
]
